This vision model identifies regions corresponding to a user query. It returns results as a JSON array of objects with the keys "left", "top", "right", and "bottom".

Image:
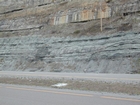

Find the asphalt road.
[
  {"left": 0, "top": 71, "right": 140, "bottom": 83},
  {"left": 0, "top": 84, "right": 140, "bottom": 105}
]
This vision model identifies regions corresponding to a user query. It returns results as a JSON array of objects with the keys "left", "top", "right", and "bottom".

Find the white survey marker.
[{"left": 52, "top": 83, "right": 68, "bottom": 87}]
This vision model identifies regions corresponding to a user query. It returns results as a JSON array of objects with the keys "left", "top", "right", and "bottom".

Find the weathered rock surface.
[
  {"left": 0, "top": 31, "right": 140, "bottom": 73},
  {"left": 0, "top": 0, "right": 140, "bottom": 73}
]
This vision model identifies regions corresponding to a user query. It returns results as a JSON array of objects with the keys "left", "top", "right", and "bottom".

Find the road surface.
[
  {"left": 0, "top": 71, "right": 140, "bottom": 83},
  {"left": 0, "top": 84, "right": 140, "bottom": 105}
]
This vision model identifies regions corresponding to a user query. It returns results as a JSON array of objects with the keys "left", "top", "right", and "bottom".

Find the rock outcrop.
[
  {"left": 0, "top": 31, "right": 140, "bottom": 73},
  {"left": 0, "top": 0, "right": 140, "bottom": 73}
]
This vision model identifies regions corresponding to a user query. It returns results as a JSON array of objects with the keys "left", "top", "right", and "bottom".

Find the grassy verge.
[{"left": 0, "top": 77, "right": 140, "bottom": 95}]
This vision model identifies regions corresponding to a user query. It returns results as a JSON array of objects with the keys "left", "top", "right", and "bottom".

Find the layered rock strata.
[{"left": 0, "top": 31, "right": 140, "bottom": 73}]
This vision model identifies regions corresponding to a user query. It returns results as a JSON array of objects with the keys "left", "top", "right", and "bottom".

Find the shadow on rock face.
[{"left": 35, "top": 46, "right": 50, "bottom": 61}]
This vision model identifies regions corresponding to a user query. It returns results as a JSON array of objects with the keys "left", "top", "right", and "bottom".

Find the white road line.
[{"left": 102, "top": 96, "right": 140, "bottom": 102}]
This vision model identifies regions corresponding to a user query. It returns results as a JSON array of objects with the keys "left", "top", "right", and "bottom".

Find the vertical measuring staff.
[{"left": 100, "top": 0, "right": 103, "bottom": 32}]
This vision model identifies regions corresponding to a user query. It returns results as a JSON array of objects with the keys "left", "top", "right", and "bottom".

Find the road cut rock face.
[
  {"left": 0, "top": 31, "right": 140, "bottom": 73},
  {"left": 0, "top": 0, "right": 140, "bottom": 73}
]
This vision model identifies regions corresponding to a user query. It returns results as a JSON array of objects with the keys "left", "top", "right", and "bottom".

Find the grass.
[
  {"left": 0, "top": 77, "right": 140, "bottom": 95},
  {"left": 86, "top": 25, "right": 101, "bottom": 33},
  {"left": 73, "top": 30, "right": 80, "bottom": 34}
]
